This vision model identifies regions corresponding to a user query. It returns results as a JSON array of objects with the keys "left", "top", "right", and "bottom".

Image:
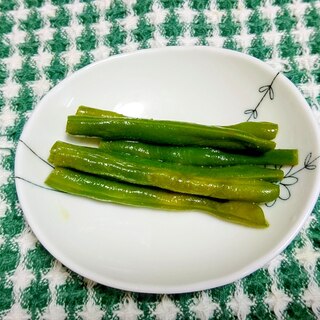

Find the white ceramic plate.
[{"left": 15, "top": 47, "right": 320, "bottom": 294}]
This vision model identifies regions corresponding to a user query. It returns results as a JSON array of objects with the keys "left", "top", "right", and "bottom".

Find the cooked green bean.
[
  {"left": 76, "top": 106, "right": 278, "bottom": 140},
  {"left": 76, "top": 106, "right": 125, "bottom": 118},
  {"left": 225, "top": 122, "right": 278, "bottom": 140},
  {"left": 99, "top": 140, "right": 298, "bottom": 166},
  {"left": 48, "top": 141, "right": 281, "bottom": 202},
  {"left": 67, "top": 115, "right": 276, "bottom": 152},
  {"left": 45, "top": 167, "right": 269, "bottom": 228}
]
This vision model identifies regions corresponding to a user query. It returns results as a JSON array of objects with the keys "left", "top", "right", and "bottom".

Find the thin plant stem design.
[
  {"left": 244, "top": 72, "right": 280, "bottom": 121},
  {"left": 13, "top": 139, "right": 57, "bottom": 191},
  {"left": 266, "top": 153, "right": 320, "bottom": 207}
]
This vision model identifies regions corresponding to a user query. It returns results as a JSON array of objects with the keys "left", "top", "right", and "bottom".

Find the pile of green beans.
[{"left": 45, "top": 106, "right": 299, "bottom": 228}]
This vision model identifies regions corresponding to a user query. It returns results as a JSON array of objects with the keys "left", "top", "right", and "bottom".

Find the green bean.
[
  {"left": 75, "top": 106, "right": 278, "bottom": 140},
  {"left": 48, "top": 141, "right": 281, "bottom": 202},
  {"left": 225, "top": 122, "right": 278, "bottom": 140},
  {"left": 76, "top": 106, "right": 125, "bottom": 118},
  {"left": 67, "top": 116, "right": 275, "bottom": 152},
  {"left": 99, "top": 140, "right": 298, "bottom": 166},
  {"left": 45, "top": 167, "right": 269, "bottom": 228}
]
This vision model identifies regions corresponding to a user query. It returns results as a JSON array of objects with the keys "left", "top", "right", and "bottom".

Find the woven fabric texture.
[{"left": 0, "top": 0, "right": 320, "bottom": 319}]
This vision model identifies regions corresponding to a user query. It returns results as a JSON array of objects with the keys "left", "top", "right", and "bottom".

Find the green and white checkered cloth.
[{"left": 1, "top": 0, "right": 320, "bottom": 319}]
